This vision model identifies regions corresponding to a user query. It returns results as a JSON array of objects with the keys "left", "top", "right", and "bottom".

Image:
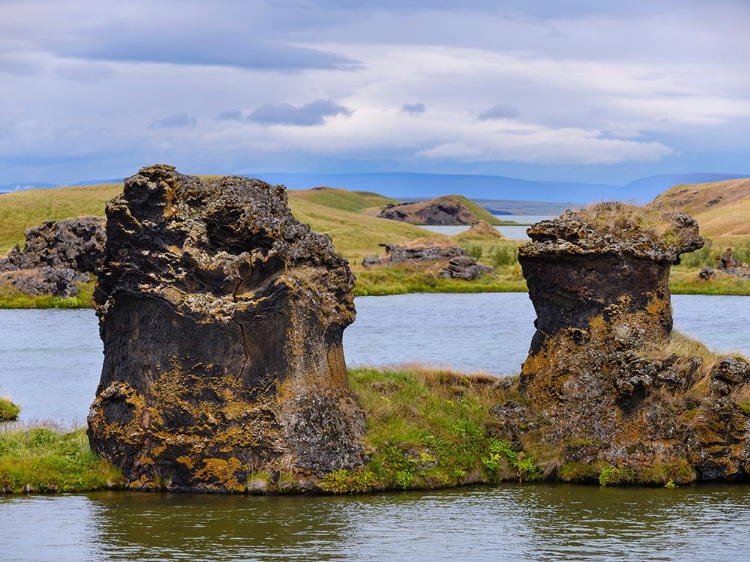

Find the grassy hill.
[
  {"left": 288, "top": 187, "right": 397, "bottom": 215},
  {"left": 0, "top": 181, "right": 433, "bottom": 262},
  {"left": 3, "top": 175, "right": 747, "bottom": 303},
  {"left": 0, "top": 183, "right": 122, "bottom": 253},
  {"left": 379, "top": 195, "right": 504, "bottom": 226},
  {"left": 647, "top": 177, "right": 750, "bottom": 238}
]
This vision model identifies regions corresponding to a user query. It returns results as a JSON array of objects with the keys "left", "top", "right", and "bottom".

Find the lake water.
[
  {"left": 2, "top": 293, "right": 750, "bottom": 561},
  {"left": 0, "top": 293, "right": 747, "bottom": 426},
  {"left": 420, "top": 215, "right": 551, "bottom": 240},
  {"left": 2, "top": 484, "right": 750, "bottom": 561}
]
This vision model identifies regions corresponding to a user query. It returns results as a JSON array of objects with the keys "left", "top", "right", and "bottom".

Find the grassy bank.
[
  {"left": 4, "top": 345, "right": 747, "bottom": 494},
  {"left": 0, "top": 279, "right": 96, "bottom": 309},
  {"left": 0, "top": 366, "right": 534, "bottom": 494},
  {"left": 0, "top": 425, "right": 123, "bottom": 493}
]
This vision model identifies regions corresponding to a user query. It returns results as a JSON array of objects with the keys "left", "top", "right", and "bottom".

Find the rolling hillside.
[
  {"left": 647, "top": 177, "right": 750, "bottom": 238},
  {"left": 0, "top": 180, "right": 439, "bottom": 265}
]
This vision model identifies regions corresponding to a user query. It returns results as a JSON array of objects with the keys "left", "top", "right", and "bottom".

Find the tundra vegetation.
[{"left": 1, "top": 177, "right": 748, "bottom": 308}]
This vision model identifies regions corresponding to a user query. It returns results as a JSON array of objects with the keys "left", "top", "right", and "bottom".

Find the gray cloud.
[
  {"left": 54, "top": 62, "right": 115, "bottom": 83},
  {"left": 149, "top": 113, "right": 197, "bottom": 129},
  {"left": 248, "top": 100, "right": 352, "bottom": 126},
  {"left": 402, "top": 102, "right": 426, "bottom": 114},
  {"left": 216, "top": 109, "right": 243, "bottom": 122},
  {"left": 478, "top": 104, "right": 520, "bottom": 120},
  {"left": 0, "top": 53, "right": 42, "bottom": 76}
]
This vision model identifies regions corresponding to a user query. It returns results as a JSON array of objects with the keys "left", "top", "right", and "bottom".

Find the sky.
[{"left": 1, "top": 0, "right": 749, "bottom": 187}]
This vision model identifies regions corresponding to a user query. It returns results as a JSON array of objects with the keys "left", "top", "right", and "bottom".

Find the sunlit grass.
[{"left": 0, "top": 424, "right": 124, "bottom": 493}]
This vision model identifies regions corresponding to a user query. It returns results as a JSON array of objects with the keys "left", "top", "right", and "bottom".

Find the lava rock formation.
[{"left": 87, "top": 165, "right": 366, "bottom": 492}]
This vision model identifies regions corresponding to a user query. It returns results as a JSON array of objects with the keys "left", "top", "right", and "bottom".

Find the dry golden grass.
[{"left": 647, "top": 178, "right": 750, "bottom": 238}]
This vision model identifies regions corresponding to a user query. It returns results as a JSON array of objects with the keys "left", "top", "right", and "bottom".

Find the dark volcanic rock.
[
  {"left": 378, "top": 197, "right": 477, "bottom": 225},
  {"left": 491, "top": 203, "right": 750, "bottom": 484},
  {"left": 374, "top": 240, "right": 467, "bottom": 264},
  {"left": 362, "top": 239, "right": 494, "bottom": 279},
  {"left": 440, "top": 256, "right": 494, "bottom": 280},
  {"left": 0, "top": 266, "right": 86, "bottom": 298},
  {"left": 87, "top": 164, "right": 366, "bottom": 492},
  {"left": 1, "top": 217, "right": 105, "bottom": 274},
  {"left": 0, "top": 217, "right": 105, "bottom": 297}
]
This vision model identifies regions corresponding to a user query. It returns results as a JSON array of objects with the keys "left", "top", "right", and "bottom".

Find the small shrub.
[
  {"left": 0, "top": 398, "right": 20, "bottom": 421},
  {"left": 467, "top": 245, "right": 483, "bottom": 259},
  {"left": 489, "top": 245, "right": 518, "bottom": 268}
]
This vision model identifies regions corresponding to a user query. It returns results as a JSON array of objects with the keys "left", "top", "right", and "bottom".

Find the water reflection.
[{"left": 3, "top": 485, "right": 750, "bottom": 561}]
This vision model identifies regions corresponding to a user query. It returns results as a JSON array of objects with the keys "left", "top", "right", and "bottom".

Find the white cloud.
[{"left": 0, "top": 0, "right": 748, "bottom": 183}]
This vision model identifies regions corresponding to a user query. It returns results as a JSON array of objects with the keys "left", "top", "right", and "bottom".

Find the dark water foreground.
[{"left": 2, "top": 484, "right": 749, "bottom": 561}]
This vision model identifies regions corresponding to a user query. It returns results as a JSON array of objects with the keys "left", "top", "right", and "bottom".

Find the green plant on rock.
[{"left": 482, "top": 438, "right": 541, "bottom": 483}]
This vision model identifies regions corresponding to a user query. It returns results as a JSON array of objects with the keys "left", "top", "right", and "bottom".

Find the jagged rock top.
[
  {"left": 96, "top": 164, "right": 353, "bottom": 322},
  {"left": 522, "top": 202, "right": 704, "bottom": 263}
]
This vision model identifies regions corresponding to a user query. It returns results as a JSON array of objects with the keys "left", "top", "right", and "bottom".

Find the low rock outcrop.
[
  {"left": 492, "top": 203, "right": 750, "bottom": 483},
  {"left": 456, "top": 220, "right": 505, "bottom": 241},
  {"left": 0, "top": 217, "right": 104, "bottom": 297},
  {"left": 377, "top": 195, "right": 499, "bottom": 226},
  {"left": 87, "top": 164, "right": 366, "bottom": 492},
  {"left": 362, "top": 238, "right": 494, "bottom": 280}
]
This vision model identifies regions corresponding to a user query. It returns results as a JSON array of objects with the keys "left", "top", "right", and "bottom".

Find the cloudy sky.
[{"left": 1, "top": 0, "right": 749, "bottom": 186}]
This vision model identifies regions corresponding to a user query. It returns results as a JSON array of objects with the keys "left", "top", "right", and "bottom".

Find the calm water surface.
[
  {"left": 420, "top": 215, "right": 551, "bottom": 239},
  {"left": 1, "top": 294, "right": 750, "bottom": 561},
  {"left": 0, "top": 294, "right": 748, "bottom": 425},
  {"left": 2, "top": 484, "right": 750, "bottom": 561}
]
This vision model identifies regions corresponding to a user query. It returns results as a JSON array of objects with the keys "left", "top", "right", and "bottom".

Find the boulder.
[
  {"left": 362, "top": 238, "right": 494, "bottom": 279},
  {"left": 1, "top": 217, "right": 105, "bottom": 274},
  {"left": 0, "top": 266, "right": 87, "bottom": 298},
  {"left": 0, "top": 217, "right": 104, "bottom": 298},
  {"left": 440, "top": 256, "right": 494, "bottom": 280},
  {"left": 375, "top": 239, "right": 466, "bottom": 264},
  {"left": 491, "top": 203, "right": 750, "bottom": 483},
  {"left": 87, "top": 164, "right": 366, "bottom": 492},
  {"left": 378, "top": 196, "right": 479, "bottom": 225}
]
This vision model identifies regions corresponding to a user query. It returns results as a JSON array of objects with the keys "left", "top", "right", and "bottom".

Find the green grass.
[
  {"left": 0, "top": 184, "right": 121, "bottom": 254},
  {"left": 0, "top": 398, "right": 20, "bottom": 421},
  {"left": 0, "top": 366, "right": 537, "bottom": 494},
  {"left": 321, "top": 365, "right": 537, "bottom": 492},
  {"left": 288, "top": 187, "right": 398, "bottom": 214},
  {"left": 355, "top": 263, "right": 527, "bottom": 296},
  {"left": 669, "top": 270, "right": 750, "bottom": 295},
  {"left": 0, "top": 279, "right": 96, "bottom": 309},
  {"left": 0, "top": 425, "right": 123, "bottom": 493}
]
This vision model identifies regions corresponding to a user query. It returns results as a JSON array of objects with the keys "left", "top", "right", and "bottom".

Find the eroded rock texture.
[
  {"left": 0, "top": 217, "right": 104, "bottom": 297},
  {"left": 493, "top": 203, "right": 750, "bottom": 483},
  {"left": 362, "top": 239, "right": 494, "bottom": 280},
  {"left": 87, "top": 164, "right": 366, "bottom": 492}
]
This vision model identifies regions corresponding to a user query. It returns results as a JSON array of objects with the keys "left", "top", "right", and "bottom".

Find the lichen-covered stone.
[
  {"left": 87, "top": 164, "right": 366, "bottom": 492},
  {"left": 493, "top": 203, "right": 750, "bottom": 483}
]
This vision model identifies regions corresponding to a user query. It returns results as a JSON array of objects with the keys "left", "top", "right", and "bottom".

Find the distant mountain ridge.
[{"left": 2, "top": 172, "right": 748, "bottom": 205}]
